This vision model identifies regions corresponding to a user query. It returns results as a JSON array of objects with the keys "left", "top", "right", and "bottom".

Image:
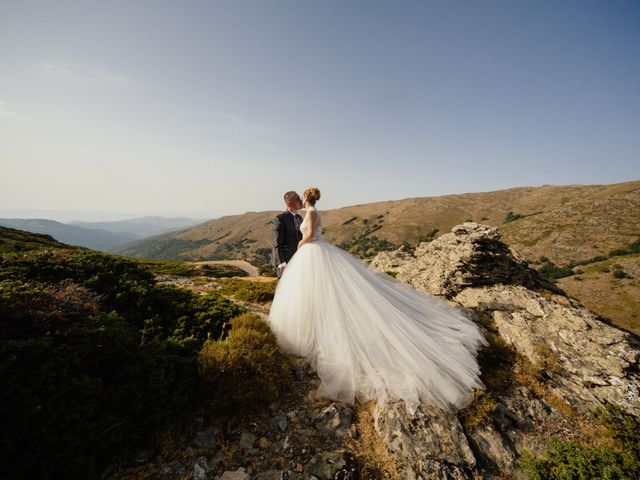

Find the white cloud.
[
  {"left": 0, "top": 100, "right": 27, "bottom": 120},
  {"left": 40, "top": 60, "right": 68, "bottom": 74}
]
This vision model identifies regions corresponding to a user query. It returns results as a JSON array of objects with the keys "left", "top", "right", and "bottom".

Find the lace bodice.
[{"left": 300, "top": 206, "right": 322, "bottom": 241}]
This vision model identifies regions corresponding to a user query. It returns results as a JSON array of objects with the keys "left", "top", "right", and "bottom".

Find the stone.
[
  {"left": 270, "top": 415, "right": 289, "bottom": 432},
  {"left": 304, "top": 449, "right": 358, "bottom": 480},
  {"left": 313, "top": 403, "right": 353, "bottom": 438},
  {"left": 373, "top": 399, "right": 477, "bottom": 479},
  {"left": 217, "top": 467, "right": 250, "bottom": 480},
  {"left": 156, "top": 460, "right": 187, "bottom": 480},
  {"left": 239, "top": 432, "right": 257, "bottom": 450}
]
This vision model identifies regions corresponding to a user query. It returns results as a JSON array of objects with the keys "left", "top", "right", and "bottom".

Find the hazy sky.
[{"left": 1, "top": 1, "right": 639, "bottom": 221}]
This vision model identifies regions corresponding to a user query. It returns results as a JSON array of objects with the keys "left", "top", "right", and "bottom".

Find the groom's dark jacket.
[{"left": 271, "top": 210, "right": 303, "bottom": 270}]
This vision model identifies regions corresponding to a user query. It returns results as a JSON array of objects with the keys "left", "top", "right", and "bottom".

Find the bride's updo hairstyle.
[{"left": 304, "top": 187, "right": 321, "bottom": 206}]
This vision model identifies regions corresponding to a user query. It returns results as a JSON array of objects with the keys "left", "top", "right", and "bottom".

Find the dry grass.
[{"left": 344, "top": 400, "right": 401, "bottom": 480}]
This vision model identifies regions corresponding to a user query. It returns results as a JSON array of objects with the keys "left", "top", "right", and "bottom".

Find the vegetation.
[
  {"left": 217, "top": 278, "right": 277, "bottom": 304},
  {"left": 416, "top": 228, "right": 439, "bottom": 244},
  {"left": 0, "top": 248, "right": 246, "bottom": 479},
  {"left": 520, "top": 402, "right": 640, "bottom": 479},
  {"left": 198, "top": 313, "right": 292, "bottom": 411},
  {"left": 536, "top": 236, "right": 640, "bottom": 283},
  {"left": 118, "top": 236, "right": 212, "bottom": 260},
  {"left": 537, "top": 260, "right": 575, "bottom": 282},
  {"left": 0, "top": 225, "right": 75, "bottom": 253},
  {"left": 140, "top": 259, "right": 248, "bottom": 278},
  {"left": 609, "top": 236, "right": 640, "bottom": 257},
  {"left": 503, "top": 210, "right": 543, "bottom": 224},
  {"left": 339, "top": 235, "right": 396, "bottom": 259},
  {"left": 504, "top": 211, "right": 525, "bottom": 223},
  {"left": 251, "top": 247, "right": 277, "bottom": 277}
]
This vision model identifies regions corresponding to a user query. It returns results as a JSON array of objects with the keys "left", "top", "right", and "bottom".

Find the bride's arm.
[{"left": 298, "top": 210, "right": 317, "bottom": 248}]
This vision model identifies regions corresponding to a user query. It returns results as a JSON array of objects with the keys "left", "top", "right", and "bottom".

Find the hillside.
[
  {"left": 69, "top": 216, "right": 204, "bottom": 239},
  {"left": 116, "top": 180, "right": 640, "bottom": 264},
  {"left": 0, "top": 224, "right": 81, "bottom": 253},
  {"left": 0, "top": 218, "right": 137, "bottom": 251},
  {"left": 116, "top": 180, "right": 640, "bottom": 332}
]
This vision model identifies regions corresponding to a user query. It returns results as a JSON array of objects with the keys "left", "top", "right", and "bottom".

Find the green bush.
[
  {"left": 198, "top": 313, "right": 292, "bottom": 410},
  {"left": 537, "top": 260, "right": 574, "bottom": 282},
  {"left": 520, "top": 402, "right": 640, "bottom": 479},
  {"left": 613, "top": 269, "right": 628, "bottom": 279},
  {"left": 339, "top": 234, "right": 396, "bottom": 259},
  {"left": 0, "top": 248, "right": 245, "bottom": 479},
  {"left": 217, "top": 278, "right": 277, "bottom": 304},
  {"left": 504, "top": 211, "right": 524, "bottom": 223}
]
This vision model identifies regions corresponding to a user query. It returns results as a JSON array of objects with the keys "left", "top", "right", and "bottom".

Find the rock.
[
  {"left": 370, "top": 221, "right": 559, "bottom": 298},
  {"left": 194, "top": 456, "right": 213, "bottom": 480},
  {"left": 270, "top": 415, "right": 289, "bottom": 433},
  {"left": 455, "top": 284, "right": 640, "bottom": 416},
  {"left": 257, "top": 436, "right": 272, "bottom": 449},
  {"left": 373, "top": 399, "right": 478, "bottom": 479},
  {"left": 192, "top": 418, "right": 221, "bottom": 449},
  {"left": 239, "top": 432, "right": 257, "bottom": 450},
  {"left": 304, "top": 450, "right": 358, "bottom": 480},
  {"left": 217, "top": 467, "right": 250, "bottom": 480},
  {"left": 313, "top": 403, "right": 353, "bottom": 438},
  {"left": 368, "top": 222, "right": 640, "bottom": 478},
  {"left": 155, "top": 460, "right": 187, "bottom": 480},
  {"left": 251, "top": 471, "right": 303, "bottom": 480}
]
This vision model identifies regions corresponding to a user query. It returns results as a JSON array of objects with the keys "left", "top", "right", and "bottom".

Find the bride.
[{"left": 267, "top": 187, "right": 488, "bottom": 415}]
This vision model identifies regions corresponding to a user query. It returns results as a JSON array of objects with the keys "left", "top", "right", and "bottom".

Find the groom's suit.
[{"left": 271, "top": 210, "right": 303, "bottom": 277}]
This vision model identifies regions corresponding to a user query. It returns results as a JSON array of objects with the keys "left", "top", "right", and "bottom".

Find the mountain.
[
  {"left": 0, "top": 224, "right": 81, "bottom": 253},
  {"left": 0, "top": 218, "right": 137, "bottom": 252},
  {"left": 116, "top": 180, "right": 640, "bottom": 264},
  {"left": 114, "top": 180, "right": 640, "bottom": 332},
  {"left": 68, "top": 216, "right": 204, "bottom": 238}
]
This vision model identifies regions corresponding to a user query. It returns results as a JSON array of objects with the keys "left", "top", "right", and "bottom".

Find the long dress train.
[{"left": 267, "top": 206, "right": 488, "bottom": 415}]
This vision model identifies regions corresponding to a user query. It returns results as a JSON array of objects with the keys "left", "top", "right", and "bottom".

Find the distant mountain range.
[{"left": 0, "top": 216, "right": 204, "bottom": 252}]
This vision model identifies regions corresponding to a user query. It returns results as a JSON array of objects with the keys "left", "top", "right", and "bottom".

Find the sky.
[{"left": 1, "top": 0, "right": 639, "bottom": 222}]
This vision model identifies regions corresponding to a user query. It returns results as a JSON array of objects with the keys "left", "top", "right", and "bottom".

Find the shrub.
[
  {"left": 504, "top": 211, "right": 524, "bottom": 223},
  {"left": 519, "top": 402, "right": 640, "bottom": 479},
  {"left": 613, "top": 269, "right": 628, "bottom": 279},
  {"left": 537, "top": 260, "right": 574, "bottom": 282},
  {"left": 0, "top": 248, "right": 245, "bottom": 479},
  {"left": 217, "top": 278, "right": 277, "bottom": 304},
  {"left": 198, "top": 314, "right": 292, "bottom": 410}
]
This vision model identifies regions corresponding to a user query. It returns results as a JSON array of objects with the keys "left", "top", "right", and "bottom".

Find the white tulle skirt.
[{"left": 267, "top": 239, "right": 489, "bottom": 415}]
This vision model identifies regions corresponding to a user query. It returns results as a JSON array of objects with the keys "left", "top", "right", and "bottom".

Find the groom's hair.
[{"left": 284, "top": 191, "right": 300, "bottom": 201}]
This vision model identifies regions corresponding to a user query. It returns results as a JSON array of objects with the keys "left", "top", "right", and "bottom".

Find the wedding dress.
[{"left": 267, "top": 206, "right": 488, "bottom": 415}]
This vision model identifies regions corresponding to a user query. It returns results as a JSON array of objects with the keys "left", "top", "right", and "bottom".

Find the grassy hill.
[
  {"left": 0, "top": 218, "right": 138, "bottom": 251},
  {"left": 115, "top": 179, "right": 640, "bottom": 332},
  {"left": 116, "top": 180, "right": 640, "bottom": 264},
  {"left": 0, "top": 225, "right": 81, "bottom": 253}
]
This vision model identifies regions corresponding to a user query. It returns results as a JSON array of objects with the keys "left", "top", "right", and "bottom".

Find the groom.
[{"left": 271, "top": 191, "right": 303, "bottom": 278}]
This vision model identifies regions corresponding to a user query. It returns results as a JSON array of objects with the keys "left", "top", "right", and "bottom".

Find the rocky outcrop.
[
  {"left": 370, "top": 222, "right": 640, "bottom": 478},
  {"left": 371, "top": 222, "right": 561, "bottom": 298}
]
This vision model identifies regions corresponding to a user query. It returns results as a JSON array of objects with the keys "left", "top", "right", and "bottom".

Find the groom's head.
[{"left": 284, "top": 191, "right": 302, "bottom": 212}]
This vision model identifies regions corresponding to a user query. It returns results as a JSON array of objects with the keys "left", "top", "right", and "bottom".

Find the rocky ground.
[{"left": 104, "top": 354, "right": 399, "bottom": 480}]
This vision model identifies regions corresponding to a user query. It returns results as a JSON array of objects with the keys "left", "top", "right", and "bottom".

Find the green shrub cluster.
[
  {"left": 520, "top": 402, "right": 640, "bottom": 479},
  {"left": 198, "top": 313, "right": 292, "bottom": 411},
  {"left": 536, "top": 260, "right": 575, "bottom": 282},
  {"left": 0, "top": 248, "right": 244, "bottom": 479},
  {"left": 536, "top": 236, "right": 640, "bottom": 283},
  {"left": 339, "top": 234, "right": 396, "bottom": 259},
  {"left": 217, "top": 278, "right": 277, "bottom": 303}
]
